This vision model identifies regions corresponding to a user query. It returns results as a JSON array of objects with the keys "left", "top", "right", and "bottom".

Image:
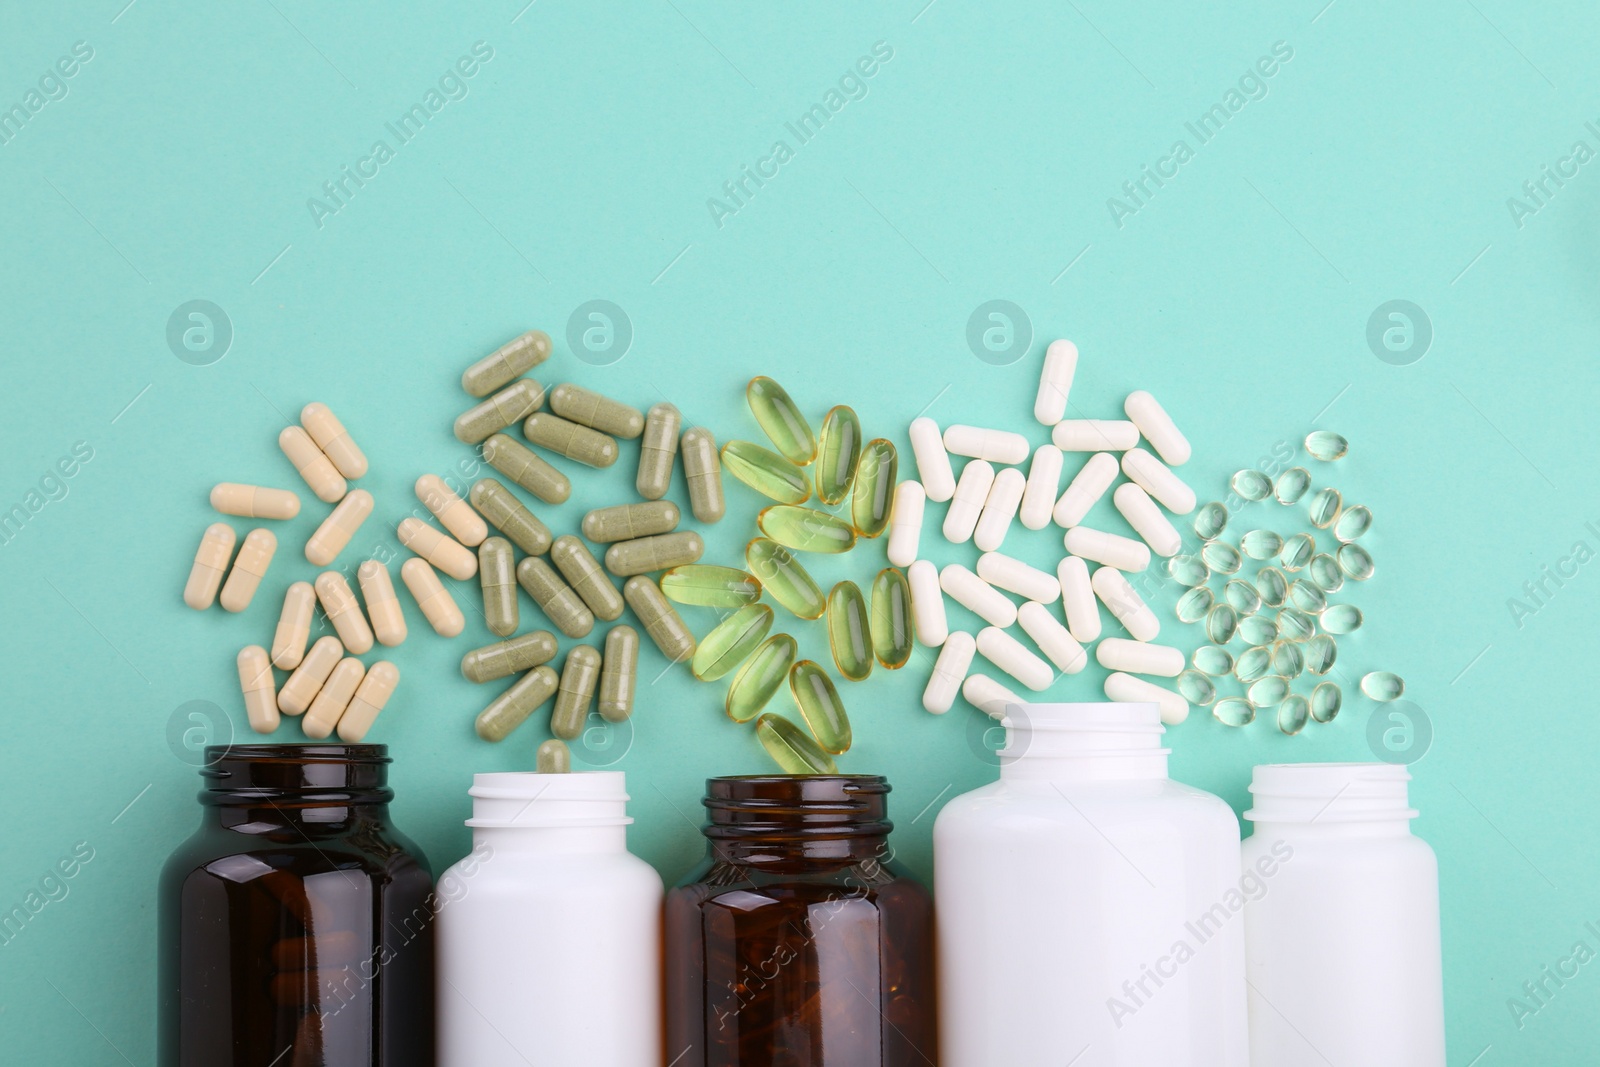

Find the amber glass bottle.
[
  {"left": 158, "top": 744, "right": 435, "bottom": 1067},
  {"left": 665, "top": 775, "right": 936, "bottom": 1066}
]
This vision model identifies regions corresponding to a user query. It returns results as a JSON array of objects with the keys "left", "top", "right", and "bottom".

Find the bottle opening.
[
  {"left": 467, "top": 770, "right": 633, "bottom": 828},
  {"left": 702, "top": 775, "right": 892, "bottom": 840},
  {"left": 199, "top": 743, "right": 392, "bottom": 804},
  {"left": 997, "top": 702, "right": 1170, "bottom": 780},
  {"left": 1244, "top": 762, "right": 1417, "bottom": 823}
]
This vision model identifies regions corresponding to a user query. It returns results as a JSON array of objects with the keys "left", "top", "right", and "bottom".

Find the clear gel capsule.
[
  {"left": 870, "top": 568, "right": 915, "bottom": 670},
  {"left": 524, "top": 411, "right": 619, "bottom": 469},
  {"left": 1238, "top": 614, "right": 1278, "bottom": 646},
  {"left": 300, "top": 403, "right": 367, "bottom": 480},
  {"left": 604, "top": 531, "right": 705, "bottom": 577},
  {"left": 1288, "top": 580, "right": 1326, "bottom": 614},
  {"left": 272, "top": 581, "right": 316, "bottom": 669},
  {"left": 1248, "top": 674, "right": 1288, "bottom": 707},
  {"left": 220, "top": 528, "right": 276, "bottom": 613},
  {"left": 923, "top": 631, "right": 978, "bottom": 714},
  {"left": 758, "top": 505, "right": 857, "bottom": 554},
  {"left": 825, "top": 582, "right": 873, "bottom": 682},
  {"left": 478, "top": 537, "right": 519, "bottom": 637},
  {"left": 1206, "top": 604, "right": 1239, "bottom": 644},
  {"left": 598, "top": 626, "right": 640, "bottom": 723},
  {"left": 660, "top": 565, "right": 761, "bottom": 608},
  {"left": 453, "top": 379, "right": 546, "bottom": 445},
  {"left": 1321, "top": 604, "right": 1363, "bottom": 634},
  {"left": 908, "top": 417, "right": 956, "bottom": 502},
  {"left": 1240, "top": 529, "right": 1283, "bottom": 560},
  {"left": 1305, "top": 430, "right": 1349, "bottom": 462},
  {"left": 1334, "top": 505, "right": 1372, "bottom": 542},
  {"left": 721, "top": 440, "right": 810, "bottom": 505},
  {"left": 816, "top": 405, "right": 862, "bottom": 505},
  {"left": 237, "top": 646, "right": 279, "bottom": 734},
  {"left": 1230, "top": 469, "right": 1271, "bottom": 502},
  {"left": 582, "top": 501, "right": 680, "bottom": 544},
  {"left": 692, "top": 604, "right": 774, "bottom": 682},
  {"left": 400, "top": 558, "right": 464, "bottom": 637},
  {"left": 1052, "top": 452, "right": 1118, "bottom": 528},
  {"left": 887, "top": 480, "right": 926, "bottom": 568},
  {"left": 974, "top": 468, "right": 1026, "bottom": 553},
  {"left": 1124, "top": 390, "right": 1191, "bottom": 465},
  {"left": 474, "top": 665, "right": 560, "bottom": 742},
  {"left": 1278, "top": 608, "right": 1317, "bottom": 641},
  {"left": 1361, "top": 671, "right": 1404, "bottom": 701},
  {"left": 1167, "top": 554, "right": 1209, "bottom": 587},
  {"left": 1311, "top": 681, "right": 1342, "bottom": 723},
  {"left": 622, "top": 576, "right": 696, "bottom": 662},
  {"left": 470, "top": 478, "right": 553, "bottom": 556},
  {"left": 1235, "top": 646, "right": 1271, "bottom": 684},
  {"left": 1213, "top": 697, "right": 1255, "bottom": 727},
  {"left": 747, "top": 538, "right": 826, "bottom": 620},
  {"left": 337, "top": 661, "right": 400, "bottom": 742},
  {"left": 1224, "top": 579, "right": 1261, "bottom": 616},
  {"left": 537, "top": 739, "right": 572, "bottom": 774},
  {"left": 551, "top": 646, "right": 601, "bottom": 741},
  {"left": 1176, "top": 670, "right": 1216, "bottom": 707},
  {"left": 1193, "top": 501, "right": 1228, "bottom": 541},
  {"left": 1052, "top": 419, "right": 1139, "bottom": 451},
  {"left": 515, "top": 556, "right": 595, "bottom": 639},
  {"left": 1304, "top": 634, "right": 1337, "bottom": 675},
  {"left": 552, "top": 535, "right": 624, "bottom": 622},
  {"left": 416, "top": 475, "right": 487, "bottom": 547},
  {"left": 1256, "top": 566, "right": 1288, "bottom": 607},
  {"left": 852, "top": 439, "right": 898, "bottom": 539},
  {"left": 747, "top": 377, "right": 816, "bottom": 466},
  {"left": 1279, "top": 532, "right": 1315, "bottom": 572},
  {"left": 315, "top": 571, "right": 374, "bottom": 655},
  {"left": 1309, "top": 553, "right": 1344, "bottom": 592},
  {"left": 305, "top": 489, "right": 374, "bottom": 566},
  {"left": 681, "top": 427, "right": 726, "bottom": 523},
  {"left": 727, "top": 634, "right": 798, "bottom": 723},
  {"left": 184, "top": 523, "right": 237, "bottom": 610},
  {"left": 461, "top": 330, "right": 551, "bottom": 397},
  {"left": 1193, "top": 645, "right": 1233, "bottom": 676},
  {"left": 1019, "top": 445, "right": 1064, "bottom": 530},
  {"left": 1272, "top": 640, "right": 1305, "bottom": 679},
  {"left": 549, "top": 383, "right": 644, "bottom": 439},
  {"left": 397, "top": 517, "right": 478, "bottom": 581},
  {"left": 1176, "top": 586, "right": 1214, "bottom": 624},
  {"left": 790, "top": 660, "right": 852, "bottom": 753},
  {"left": 637, "top": 402, "right": 682, "bottom": 501},
  {"left": 1201, "top": 540, "right": 1241, "bottom": 575},
  {"left": 1273, "top": 467, "right": 1310, "bottom": 505},
  {"left": 1337, "top": 542, "right": 1375, "bottom": 580},
  {"left": 358, "top": 561, "right": 407, "bottom": 647},
  {"left": 210, "top": 483, "right": 300, "bottom": 520},
  {"left": 756, "top": 712, "right": 838, "bottom": 774},
  {"left": 1035, "top": 339, "right": 1077, "bottom": 425},
  {"left": 461, "top": 630, "right": 558, "bottom": 683},
  {"left": 1278, "top": 694, "right": 1310, "bottom": 735},
  {"left": 1308, "top": 487, "right": 1342, "bottom": 529},
  {"left": 482, "top": 433, "right": 571, "bottom": 504}
]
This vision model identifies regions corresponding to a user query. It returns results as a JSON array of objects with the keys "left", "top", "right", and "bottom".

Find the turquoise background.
[{"left": 2, "top": 0, "right": 1597, "bottom": 1062}]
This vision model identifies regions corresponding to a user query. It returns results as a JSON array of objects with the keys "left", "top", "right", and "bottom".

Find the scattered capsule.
[
  {"left": 468, "top": 478, "right": 553, "bottom": 556},
  {"left": 397, "top": 517, "right": 477, "bottom": 581},
  {"left": 1200, "top": 540, "right": 1241, "bottom": 575},
  {"left": 923, "top": 631, "right": 978, "bottom": 714},
  {"left": 1035, "top": 339, "right": 1078, "bottom": 425},
  {"left": 1017, "top": 602, "right": 1087, "bottom": 674},
  {"left": 304, "top": 658, "right": 366, "bottom": 740},
  {"left": 1304, "top": 634, "right": 1338, "bottom": 675},
  {"left": 1310, "top": 681, "right": 1342, "bottom": 723},
  {"left": 1307, "top": 487, "right": 1342, "bottom": 530},
  {"left": 1090, "top": 565, "right": 1159, "bottom": 641},
  {"left": 482, "top": 433, "right": 571, "bottom": 505},
  {"left": 315, "top": 571, "right": 374, "bottom": 655},
  {"left": 1097, "top": 637, "right": 1185, "bottom": 677},
  {"left": 681, "top": 427, "right": 726, "bottom": 523},
  {"left": 461, "top": 631, "right": 559, "bottom": 684},
  {"left": 598, "top": 625, "right": 640, "bottom": 722},
  {"left": 1058, "top": 556, "right": 1100, "bottom": 643},
  {"left": 1256, "top": 566, "right": 1288, "bottom": 607},
  {"left": 1288, "top": 580, "right": 1327, "bottom": 614},
  {"left": 549, "top": 383, "right": 644, "bottom": 439},
  {"left": 1273, "top": 467, "right": 1311, "bottom": 505},
  {"left": 416, "top": 475, "right": 487, "bottom": 547},
  {"left": 944, "top": 424, "right": 1030, "bottom": 466},
  {"left": 1238, "top": 614, "right": 1278, "bottom": 646},
  {"left": 660, "top": 565, "right": 761, "bottom": 608},
  {"left": 1065, "top": 526, "right": 1150, "bottom": 573},
  {"left": 1213, "top": 697, "right": 1255, "bottom": 727},
  {"left": 908, "top": 559, "right": 949, "bottom": 646},
  {"left": 210, "top": 483, "right": 300, "bottom": 520},
  {"left": 1337, "top": 542, "right": 1375, "bottom": 580},
  {"left": 552, "top": 535, "right": 624, "bottom": 622},
  {"left": 1114, "top": 482, "right": 1181, "bottom": 558},
  {"left": 1305, "top": 430, "right": 1349, "bottom": 462},
  {"left": 460, "top": 330, "right": 551, "bottom": 397},
  {"left": 184, "top": 523, "right": 237, "bottom": 609},
  {"left": 478, "top": 537, "right": 519, "bottom": 637},
  {"left": 453, "top": 378, "right": 546, "bottom": 444},
  {"left": 1322, "top": 604, "right": 1363, "bottom": 634},
  {"left": 1176, "top": 586, "right": 1214, "bottom": 624},
  {"left": 1122, "top": 448, "right": 1196, "bottom": 515},
  {"left": 1248, "top": 674, "right": 1288, "bottom": 707},
  {"left": 941, "top": 563, "right": 1019, "bottom": 629},
  {"left": 747, "top": 377, "right": 816, "bottom": 466},
  {"left": 516, "top": 557, "right": 594, "bottom": 639},
  {"left": 536, "top": 738, "right": 572, "bottom": 773},
  {"left": 1240, "top": 529, "right": 1283, "bottom": 561},
  {"left": 1166, "top": 554, "right": 1209, "bottom": 588},
  {"left": 301, "top": 403, "right": 367, "bottom": 480},
  {"left": 475, "top": 665, "right": 560, "bottom": 741},
  {"left": 1361, "top": 670, "right": 1404, "bottom": 701},
  {"left": 1230, "top": 469, "right": 1271, "bottom": 502},
  {"left": 756, "top": 712, "right": 838, "bottom": 774},
  {"left": 1309, "top": 553, "right": 1344, "bottom": 592},
  {"left": 220, "top": 529, "right": 276, "bottom": 613},
  {"left": 1223, "top": 579, "right": 1261, "bottom": 617},
  {"left": 1052, "top": 452, "right": 1117, "bottom": 529},
  {"left": 271, "top": 581, "right": 316, "bottom": 669},
  {"left": 305, "top": 489, "right": 374, "bottom": 566},
  {"left": 605, "top": 530, "right": 705, "bottom": 577},
  {"left": 887, "top": 480, "right": 926, "bottom": 568},
  {"left": 977, "top": 551, "right": 1059, "bottom": 604},
  {"left": 358, "top": 560, "right": 408, "bottom": 647},
  {"left": 747, "top": 538, "right": 826, "bottom": 620},
  {"left": 551, "top": 646, "right": 601, "bottom": 741},
  {"left": 636, "top": 402, "right": 682, "bottom": 501},
  {"left": 692, "top": 604, "right": 774, "bottom": 682},
  {"left": 1192, "top": 645, "right": 1234, "bottom": 677},
  {"left": 1175, "top": 670, "right": 1216, "bottom": 707},
  {"left": 523, "top": 411, "right": 618, "bottom": 469},
  {"left": 1052, "top": 419, "right": 1139, "bottom": 451},
  {"left": 1279, "top": 532, "right": 1315, "bottom": 572},
  {"left": 1235, "top": 646, "right": 1272, "bottom": 684},
  {"left": 1019, "top": 445, "right": 1064, "bottom": 531},
  {"left": 401, "top": 557, "right": 465, "bottom": 637},
  {"left": 1278, "top": 694, "right": 1310, "bottom": 735},
  {"left": 237, "top": 646, "right": 279, "bottom": 734},
  {"left": 622, "top": 576, "right": 696, "bottom": 663},
  {"left": 816, "top": 406, "right": 863, "bottom": 504},
  {"left": 337, "top": 661, "right": 400, "bottom": 742},
  {"left": 870, "top": 569, "right": 915, "bottom": 670},
  {"left": 279, "top": 636, "right": 343, "bottom": 716},
  {"left": 908, "top": 417, "right": 956, "bottom": 502},
  {"left": 1206, "top": 604, "right": 1239, "bottom": 644},
  {"left": 1272, "top": 641, "right": 1305, "bottom": 679},
  {"left": 1334, "top": 505, "right": 1372, "bottom": 543},
  {"left": 1193, "top": 501, "right": 1228, "bottom": 541},
  {"left": 964, "top": 673, "right": 1026, "bottom": 719},
  {"left": 1104, "top": 672, "right": 1188, "bottom": 725},
  {"left": 944, "top": 459, "right": 996, "bottom": 544},
  {"left": 790, "top": 661, "right": 852, "bottom": 753},
  {"left": 721, "top": 441, "right": 810, "bottom": 505},
  {"left": 974, "top": 468, "right": 1026, "bottom": 552},
  {"left": 1124, "top": 390, "right": 1191, "bottom": 465},
  {"left": 759, "top": 505, "right": 857, "bottom": 554},
  {"left": 582, "top": 501, "right": 680, "bottom": 544},
  {"left": 726, "top": 634, "right": 798, "bottom": 723},
  {"left": 852, "top": 439, "right": 898, "bottom": 539},
  {"left": 825, "top": 582, "right": 873, "bottom": 682},
  {"left": 1278, "top": 609, "right": 1317, "bottom": 641}
]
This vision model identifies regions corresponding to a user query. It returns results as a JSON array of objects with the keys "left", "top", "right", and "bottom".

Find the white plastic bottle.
[
  {"left": 436, "top": 771, "right": 662, "bottom": 1066},
  {"left": 1242, "top": 762, "right": 1446, "bottom": 1066},
  {"left": 935, "top": 702, "right": 1248, "bottom": 1066}
]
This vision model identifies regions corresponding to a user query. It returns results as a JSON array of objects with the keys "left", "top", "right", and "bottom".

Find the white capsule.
[
  {"left": 977, "top": 626, "right": 1053, "bottom": 692},
  {"left": 1124, "top": 390, "right": 1191, "bottom": 466},
  {"left": 977, "top": 551, "right": 1059, "bottom": 604},
  {"left": 908, "top": 559, "right": 948, "bottom": 647},
  {"left": 1096, "top": 637, "right": 1185, "bottom": 677},
  {"left": 963, "top": 673, "right": 1024, "bottom": 720},
  {"left": 1019, "top": 445, "right": 1063, "bottom": 530},
  {"left": 1033, "top": 339, "right": 1078, "bottom": 425},
  {"left": 1090, "top": 565, "right": 1160, "bottom": 641},
  {"left": 939, "top": 563, "right": 1018, "bottom": 629},
  {"left": 1052, "top": 419, "right": 1139, "bottom": 452},
  {"left": 1121, "top": 448, "right": 1196, "bottom": 515},
  {"left": 909, "top": 417, "right": 956, "bottom": 502},
  {"left": 886, "top": 480, "right": 926, "bottom": 568},
  {"left": 1064, "top": 526, "right": 1151, "bottom": 573},
  {"left": 974, "top": 468, "right": 1026, "bottom": 552},
  {"left": 1105, "top": 671, "right": 1189, "bottom": 725},
  {"left": 1113, "top": 482, "right": 1182, "bottom": 557},
  {"left": 1017, "top": 601, "right": 1088, "bottom": 674},
  {"left": 923, "top": 631, "right": 977, "bottom": 714},
  {"left": 1052, "top": 453, "right": 1118, "bottom": 528},
  {"left": 1057, "top": 556, "right": 1101, "bottom": 643},
  {"left": 942, "top": 424, "right": 1030, "bottom": 465},
  {"left": 942, "top": 459, "right": 994, "bottom": 544}
]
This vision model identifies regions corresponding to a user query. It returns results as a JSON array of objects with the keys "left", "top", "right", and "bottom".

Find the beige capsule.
[
  {"left": 475, "top": 665, "right": 559, "bottom": 741},
  {"left": 537, "top": 739, "right": 571, "bottom": 773},
  {"left": 479, "top": 537, "right": 519, "bottom": 638},
  {"left": 681, "top": 427, "right": 726, "bottom": 523},
  {"left": 278, "top": 635, "right": 344, "bottom": 715},
  {"left": 237, "top": 645, "right": 280, "bottom": 734},
  {"left": 305, "top": 489, "right": 374, "bottom": 566},
  {"left": 460, "top": 630, "right": 559, "bottom": 683},
  {"left": 400, "top": 557, "right": 464, "bottom": 637},
  {"left": 551, "top": 646, "right": 601, "bottom": 740},
  {"left": 522, "top": 411, "right": 618, "bottom": 469},
  {"left": 303, "top": 658, "right": 366, "bottom": 739},
  {"left": 220, "top": 528, "right": 277, "bottom": 613},
  {"left": 278, "top": 426, "right": 346, "bottom": 504},
  {"left": 315, "top": 571, "right": 374, "bottom": 654},
  {"left": 301, "top": 403, "right": 367, "bottom": 479},
  {"left": 336, "top": 661, "right": 399, "bottom": 742},
  {"left": 210, "top": 483, "right": 300, "bottom": 520},
  {"left": 461, "top": 330, "right": 552, "bottom": 397},
  {"left": 636, "top": 402, "right": 682, "bottom": 500},
  {"left": 549, "top": 383, "right": 645, "bottom": 439},
  {"left": 551, "top": 535, "right": 624, "bottom": 622},
  {"left": 482, "top": 433, "right": 571, "bottom": 504},
  {"left": 515, "top": 556, "right": 594, "bottom": 639},
  {"left": 468, "top": 478, "right": 553, "bottom": 555},
  {"left": 453, "top": 378, "right": 547, "bottom": 445},
  {"left": 604, "top": 531, "right": 704, "bottom": 577},
  {"left": 416, "top": 475, "right": 487, "bottom": 547},
  {"left": 271, "top": 581, "right": 316, "bottom": 669},
  {"left": 622, "top": 576, "right": 696, "bottom": 663},
  {"left": 357, "top": 560, "right": 407, "bottom": 647},
  {"left": 581, "top": 501, "right": 680, "bottom": 543},
  {"left": 598, "top": 625, "right": 639, "bottom": 723},
  {"left": 396, "top": 517, "right": 478, "bottom": 580},
  {"left": 184, "top": 523, "right": 237, "bottom": 610}
]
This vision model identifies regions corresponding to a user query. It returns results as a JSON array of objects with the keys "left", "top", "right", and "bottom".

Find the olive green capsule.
[
  {"left": 604, "top": 530, "right": 704, "bottom": 577},
  {"left": 691, "top": 604, "right": 773, "bottom": 681},
  {"left": 482, "top": 433, "right": 571, "bottom": 504},
  {"left": 756, "top": 712, "right": 837, "bottom": 774},
  {"left": 548, "top": 383, "right": 644, "bottom": 439},
  {"left": 461, "top": 630, "right": 558, "bottom": 683},
  {"left": 757, "top": 505, "right": 857, "bottom": 554},
  {"left": 598, "top": 625, "right": 639, "bottom": 723},
  {"left": 551, "top": 535, "right": 624, "bottom": 622},
  {"left": 581, "top": 501, "right": 680, "bottom": 544},
  {"left": 870, "top": 568, "right": 915, "bottom": 670},
  {"left": 622, "top": 576, "right": 697, "bottom": 663},
  {"left": 454, "top": 379, "right": 546, "bottom": 445},
  {"left": 469, "top": 478, "right": 553, "bottom": 555},
  {"left": 461, "top": 330, "right": 551, "bottom": 397},
  {"left": 475, "top": 665, "right": 559, "bottom": 741},
  {"left": 826, "top": 581, "right": 873, "bottom": 682},
  {"left": 746, "top": 376, "right": 816, "bottom": 466},
  {"left": 551, "top": 645, "right": 600, "bottom": 740},
  {"left": 745, "top": 538, "right": 826, "bottom": 619},
  {"left": 681, "top": 427, "right": 725, "bottom": 523},
  {"left": 726, "top": 634, "right": 797, "bottom": 723},
  {"left": 523, "top": 411, "right": 618, "bottom": 469},
  {"left": 851, "top": 439, "right": 898, "bottom": 538},
  {"left": 636, "top": 402, "right": 681, "bottom": 500},
  {"left": 721, "top": 440, "right": 810, "bottom": 505},
  {"left": 815, "top": 405, "right": 861, "bottom": 505},
  {"left": 789, "top": 660, "right": 851, "bottom": 754},
  {"left": 660, "top": 565, "right": 762, "bottom": 608},
  {"left": 515, "top": 556, "right": 594, "bottom": 639},
  {"left": 478, "top": 537, "right": 518, "bottom": 637},
  {"left": 536, "top": 738, "right": 571, "bottom": 773}
]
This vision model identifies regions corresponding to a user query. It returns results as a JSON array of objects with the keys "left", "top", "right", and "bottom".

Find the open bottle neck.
[
  {"left": 700, "top": 775, "right": 895, "bottom": 867},
  {"left": 465, "top": 771, "right": 633, "bottom": 853},
  {"left": 199, "top": 743, "right": 395, "bottom": 832},
  {"left": 997, "top": 702, "right": 1171, "bottom": 782},
  {"left": 1245, "top": 762, "right": 1418, "bottom": 832}
]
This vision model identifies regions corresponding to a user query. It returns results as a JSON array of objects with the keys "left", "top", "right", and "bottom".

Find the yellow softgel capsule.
[
  {"left": 278, "top": 635, "right": 343, "bottom": 715},
  {"left": 357, "top": 560, "right": 408, "bottom": 647},
  {"left": 337, "top": 661, "right": 399, "bottom": 742},
  {"left": 400, "top": 557, "right": 465, "bottom": 637},
  {"left": 236, "top": 645, "right": 279, "bottom": 735},
  {"left": 301, "top": 403, "right": 367, "bottom": 479},
  {"left": 278, "top": 425, "right": 346, "bottom": 504},
  {"left": 305, "top": 489, "right": 374, "bottom": 566},
  {"left": 303, "top": 657, "right": 366, "bottom": 739},
  {"left": 271, "top": 581, "right": 316, "bottom": 669},
  {"left": 315, "top": 571, "right": 375, "bottom": 655},
  {"left": 416, "top": 475, "right": 487, "bottom": 547},
  {"left": 397, "top": 517, "right": 478, "bottom": 581},
  {"left": 210, "top": 483, "right": 301, "bottom": 520},
  {"left": 183, "top": 523, "right": 237, "bottom": 610},
  {"left": 461, "top": 330, "right": 552, "bottom": 397},
  {"left": 219, "top": 528, "right": 277, "bottom": 613}
]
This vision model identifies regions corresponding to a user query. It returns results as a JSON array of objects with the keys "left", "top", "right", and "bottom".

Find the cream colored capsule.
[
  {"left": 416, "top": 475, "right": 487, "bottom": 547},
  {"left": 943, "top": 425, "right": 1030, "bottom": 465},
  {"left": 963, "top": 673, "right": 1024, "bottom": 719},
  {"left": 220, "top": 528, "right": 277, "bottom": 613},
  {"left": 271, "top": 581, "right": 316, "bottom": 669},
  {"left": 976, "top": 551, "right": 1059, "bottom": 604},
  {"left": 1056, "top": 556, "right": 1101, "bottom": 643},
  {"left": 908, "top": 559, "right": 947, "bottom": 647},
  {"left": 1034, "top": 339, "right": 1078, "bottom": 425},
  {"left": 237, "top": 645, "right": 280, "bottom": 734},
  {"left": 1113, "top": 482, "right": 1182, "bottom": 558},
  {"left": 400, "top": 557, "right": 464, "bottom": 637},
  {"left": 974, "top": 468, "right": 1026, "bottom": 553},
  {"left": 300, "top": 402, "right": 368, "bottom": 479},
  {"left": 278, "top": 635, "right": 343, "bottom": 715},
  {"left": 210, "top": 483, "right": 300, "bottom": 520},
  {"left": 314, "top": 571, "right": 374, "bottom": 654},
  {"left": 908, "top": 417, "right": 956, "bottom": 502},
  {"left": 939, "top": 563, "right": 1018, "bottom": 629},
  {"left": 357, "top": 560, "right": 407, "bottom": 646},
  {"left": 886, "top": 481, "right": 925, "bottom": 568},
  {"left": 923, "top": 630, "right": 976, "bottom": 714},
  {"left": 336, "top": 661, "right": 399, "bottom": 742},
  {"left": 305, "top": 489, "right": 374, "bottom": 566},
  {"left": 977, "top": 625, "right": 1053, "bottom": 692},
  {"left": 1017, "top": 601, "right": 1087, "bottom": 674},
  {"left": 303, "top": 657, "right": 366, "bottom": 739},
  {"left": 1090, "top": 565, "right": 1160, "bottom": 642},
  {"left": 397, "top": 517, "right": 478, "bottom": 580},
  {"left": 943, "top": 460, "right": 994, "bottom": 544},
  {"left": 278, "top": 426, "right": 346, "bottom": 503},
  {"left": 184, "top": 523, "right": 237, "bottom": 610},
  {"left": 1019, "top": 445, "right": 1063, "bottom": 530},
  {"left": 1104, "top": 671, "right": 1189, "bottom": 725},
  {"left": 1096, "top": 637, "right": 1185, "bottom": 677}
]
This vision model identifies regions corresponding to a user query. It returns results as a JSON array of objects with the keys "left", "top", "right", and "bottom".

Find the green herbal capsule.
[
  {"left": 681, "top": 427, "right": 726, "bottom": 523},
  {"left": 469, "top": 478, "right": 553, "bottom": 555},
  {"left": 598, "top": 625, "right": 639, "bottom": 722},
  {"left": 475, "top": 665, "right": 559, "bottom": 741},
  {"left": 548, "top": 383, "right": 645, "bottom": 439},
  {"left": 869, "top": 568, "right": 914, "bottom": 670},
  {"left": 478, "top": 537, "right": 518, "bottom": 637},
  {"left": 660, "top": 565, "right": 762, "bottom": 608},
  {"left": 581, "top": 501, "right": 679, "bottom": 544},
  {"left": 605, "top": 531, "right": 705, "bottom": 577},
  {"left": 636, "top": 403, "right": 681, "bottom": 500},
  {"left": 726, "top": 634, "right": 797, "bottom": 723},
  {"left": 815, "top": 405, "right": 862, "bottom": 505},
  {"left": 721, "top": 440, "right": 810, "bottom": 505},
  {"left": 826, "top": 581, "right": 873, "bottom": 682},
  {"left": 461, "top": 630, "right": 558, "bottom": 683},
  {"left": 515, "top": 556, "right": 594, "bottom": 639},
  {"left": 851, "top": 439, "right": 898, "bottom": 538},
  {"left": 757, "top": 505, "right": 857, "bottom": 554},
  {"left": 454, "top": 379, "right": 547, "bottom": 445},
  {"left": 551, "top": 535, "right": 624, "bottom": 622},
  {"left": 756, "top": 712, "right": 837, "bottom": 774},
  {"left": 551, "top": 645, "right": 600, "bottom": 740},
  {"left": 461, "top": 330, "right": 551, "bottom": 397},
  {"left": 691, "top": 605, "right": 773, "bottom": 681},
  {"left": 789, "top": 660, "right": 851, "bottom": 754},
  {"left": 622, "top": 576, "right": 696, "bottom": 663},
  {"left": 746, "top": 376, "right": 816, "bottom": 466},
  {"left": 523, "top": 411, "right": 618, "bottom": 469},
  {"left": 536, "top": 738, "right": 571, "bottom": 773},
  {"left": 482, "top": 433, "right": 571, "bottom": 505},
  {"left": 746, "top": 538, "right": 825, "bottom": 619}
]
